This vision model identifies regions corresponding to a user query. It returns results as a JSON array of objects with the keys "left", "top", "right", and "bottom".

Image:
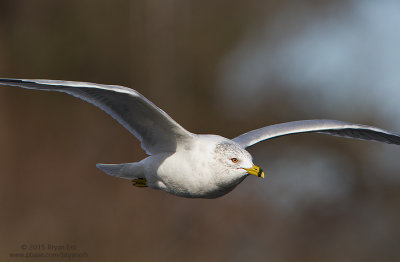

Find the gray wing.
[
  {"left": 0, "top": 78, "right": 193, "bottom": 154},
  {"left": 233, "top": 119, "right": 400, "bottom": 148}
]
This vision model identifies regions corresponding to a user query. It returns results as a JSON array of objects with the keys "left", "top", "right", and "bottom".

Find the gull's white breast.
[{"left": 145, "top": 135, "right": 246, "bottom": 198}]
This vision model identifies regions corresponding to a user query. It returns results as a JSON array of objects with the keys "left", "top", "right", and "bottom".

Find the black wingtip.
[{"left": 0, "top": 78, "right": 24, "bottom": 83}]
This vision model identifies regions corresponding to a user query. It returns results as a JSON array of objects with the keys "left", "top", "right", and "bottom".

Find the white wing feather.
[
  {"left": 0, "top": 78, "right": 194, "bottom": 154},
  {"left": 233, "top": 119, "right": 400, "bottom": 148}
]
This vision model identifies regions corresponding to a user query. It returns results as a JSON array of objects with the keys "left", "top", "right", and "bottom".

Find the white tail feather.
[{"left": 96, "top": 163, "right": 143, "bottom": 179}]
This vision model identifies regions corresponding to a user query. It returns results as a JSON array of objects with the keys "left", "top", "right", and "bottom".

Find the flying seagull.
[{"left": 1, "top": 78, "right": 400, "bottom": 198}]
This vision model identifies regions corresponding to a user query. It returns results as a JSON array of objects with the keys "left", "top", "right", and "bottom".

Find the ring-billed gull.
[{"left": 1, "top": 78, "right": 400, "bottom": 198}]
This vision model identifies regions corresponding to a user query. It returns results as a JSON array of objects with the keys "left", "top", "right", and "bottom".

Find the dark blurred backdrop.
[{"left": 1, "top": 0, "right": 400, "bottom": 261}]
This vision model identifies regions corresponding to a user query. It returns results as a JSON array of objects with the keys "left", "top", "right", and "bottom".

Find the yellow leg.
[{"left": 131, "top": 178, "right": 147, "bottom": 188}]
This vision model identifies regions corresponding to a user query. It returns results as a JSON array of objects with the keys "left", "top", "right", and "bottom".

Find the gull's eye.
[{"left": 231, "top": 158, "right": 239, "bottom": 163}]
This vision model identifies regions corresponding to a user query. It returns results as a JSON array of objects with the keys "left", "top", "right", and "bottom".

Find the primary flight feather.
[{"left": 1, "top": 78, "right": 399, "bottom": 198}]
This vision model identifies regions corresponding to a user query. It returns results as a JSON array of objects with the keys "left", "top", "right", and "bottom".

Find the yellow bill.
[{"left": 244, "top": 165, "right": 264, "bottom": 178}]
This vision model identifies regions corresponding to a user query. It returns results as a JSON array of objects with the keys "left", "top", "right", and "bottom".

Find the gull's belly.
[{"left": 152, "top": 152, "right": 244, "bottom": 198}]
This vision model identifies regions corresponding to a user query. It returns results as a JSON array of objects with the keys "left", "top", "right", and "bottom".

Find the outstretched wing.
[
  {"left": 0, "top": 78, "right": 193, "bottom": 154},
  {"left": 233, "top": 119, "right": 400, "bottom": 148}
]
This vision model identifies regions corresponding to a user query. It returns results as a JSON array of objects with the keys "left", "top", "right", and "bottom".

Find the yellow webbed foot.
[{"left": 131, "top": 178, "right": 147, "bottom": 188}]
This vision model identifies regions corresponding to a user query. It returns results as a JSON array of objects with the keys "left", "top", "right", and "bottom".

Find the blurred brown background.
[{"left": 1, "top": 0, "right": 400, "bottom": 261}]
